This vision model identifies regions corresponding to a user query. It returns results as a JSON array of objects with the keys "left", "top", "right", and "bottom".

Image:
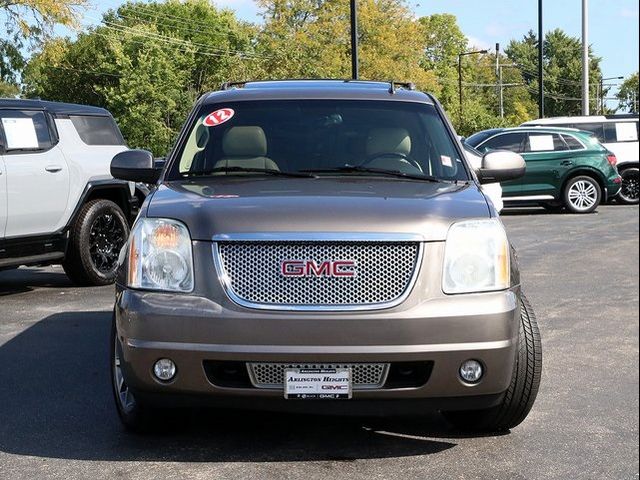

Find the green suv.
[{"left": 467, "top": 127, "right": 622, "bottom": 213}]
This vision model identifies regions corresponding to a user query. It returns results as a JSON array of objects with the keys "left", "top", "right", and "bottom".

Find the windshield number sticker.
[{"left": 203, "top": 108, "right": 235, "bottom": 127}]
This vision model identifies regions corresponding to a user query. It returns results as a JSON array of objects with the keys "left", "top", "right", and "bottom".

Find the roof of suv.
[
  {"left": 482, "top": 126, "right": 587, "bottom": 135},
  {"left": 0, "top": 98, "right": 111, "bottom": 117},
  {"left": 202, "top": 80, "right": 434, "bottom": 105}
]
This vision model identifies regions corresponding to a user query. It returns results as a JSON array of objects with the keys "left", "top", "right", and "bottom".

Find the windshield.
[{"left": 168, "top": 100, "right": 469, "bottom": 182}]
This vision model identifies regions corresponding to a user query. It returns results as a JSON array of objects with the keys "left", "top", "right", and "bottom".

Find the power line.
[
  {"left": 114, "top": 3, "right": 252, "bottom": 41},
  {"left": 112, "top": 12, "right": 271, "bottom": 59},
  {"left": 47, "top": 65, "right": 123, "bottom": 77},
  {"left": 84, "top": 14, "right": 269, "bottom": 60},
  {"left": 88, "top": 21, "right": 267, "bottom": 61}
]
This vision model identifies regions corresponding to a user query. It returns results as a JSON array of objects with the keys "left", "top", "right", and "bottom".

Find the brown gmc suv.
[{"left": 110, "top": 80, "right": 542, "bottom": 433}]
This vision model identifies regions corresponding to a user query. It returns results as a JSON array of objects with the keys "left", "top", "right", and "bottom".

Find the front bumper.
[{"left": 114, "top": 286, "right": 520, "bottom": 413}]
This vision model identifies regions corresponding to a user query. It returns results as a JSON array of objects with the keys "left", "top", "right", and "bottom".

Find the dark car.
[
  {"left": 466, "top": 127, "right": 622, "bottom": 213},
  {"left": 109, "top": 80, "right": 541, "bottom": 433}
]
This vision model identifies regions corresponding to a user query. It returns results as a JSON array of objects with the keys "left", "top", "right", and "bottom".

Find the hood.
[{"left": 146, "top": 177, "right": 490, "bottom": 242}]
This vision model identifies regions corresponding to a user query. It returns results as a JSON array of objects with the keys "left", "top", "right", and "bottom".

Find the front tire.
[
  {"left": 563, "top": 176, "right": 601, "bottom": 214},
  {"left": 63, "top": 199, "right": 129, "bottom": 286},
  {"left": 443, "top": 294, "right": 542, "bottom": 432},
  {"left": 111, "top": 312, "right": 161, "bottom": 432},
  {"left": 617, "top": 168, "right": 639, "bottom": 204}
]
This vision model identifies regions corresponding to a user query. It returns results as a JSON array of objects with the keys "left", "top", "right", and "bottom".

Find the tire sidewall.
[
  {"left": 617, "top": 168, "right": 639, "bottom": 204},
  {"left": 563, "top": 175, "right": 602, "bottom": 214},
  {"left": 111, "top": 311, "right": 146, "bottom": 430}
]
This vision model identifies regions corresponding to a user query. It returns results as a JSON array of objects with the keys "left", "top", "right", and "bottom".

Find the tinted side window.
[
  {"left": 562, "top": 134, "right": 584, "bottom": 150},
  {"left": 69, "top": 115, "right": 125, "bottom": 145},
  {"left": 0, "top": 110, "right": 54, "bottom": 152},
  {"left": 576, "top": 123, "right": 605, "bottom": 142},
  {"left": 480, "top": 133, "right": 526, "bottom": 153}
]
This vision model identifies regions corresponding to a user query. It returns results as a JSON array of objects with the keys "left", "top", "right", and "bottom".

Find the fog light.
[
  {"left": 153, "top": 358, "right": 176, "bottom": 381},
  {"left": 459, "top": 360, "right": 483, "bottom": 383}
]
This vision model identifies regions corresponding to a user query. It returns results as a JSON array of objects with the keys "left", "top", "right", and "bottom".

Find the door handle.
[
  {"left": 560, "top": 160, "right": 573, "bottom": 166},
  {"left": 45, "top": 165, "right": 63, "bottom": 173}
]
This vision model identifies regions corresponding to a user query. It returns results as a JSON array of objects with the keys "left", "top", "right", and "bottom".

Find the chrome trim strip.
[
  {"left": 212, "top": 232, "right": 427, "bottom": 242},
  {"left": 127, "top": 338, "right": 514, "bottom": 353},
  {"left": 211, "top": 236, "right": 424, "bottom": 312},
  {"left": 503, "top": 195, "right": 555, "bottom": 201}
]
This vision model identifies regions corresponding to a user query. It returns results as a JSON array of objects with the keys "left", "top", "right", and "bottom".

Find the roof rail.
[
  {"left": 219, "top": 79, "right": 418, "bottom": 92},
  {"left": 220, "top": 81, "right": 247, "bottom": 90},
  {"left": 388, "top": 81, "right": 416, "bottom": 94}
]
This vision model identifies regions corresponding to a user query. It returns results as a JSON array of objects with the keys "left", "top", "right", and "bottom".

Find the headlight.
[
  {"left": 443, "top": 219, "right": 510, "bottom": 294},
  {"left": 127, "top": 218, "right": 194, "bottom": 292}
]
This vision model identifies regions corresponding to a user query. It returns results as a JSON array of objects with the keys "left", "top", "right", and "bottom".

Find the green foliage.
[
  {"left": 506, "top": 29, "right": 603, "bottom": 116},
  {"left": 23, "top": 0, "right": 257, "bottom": 156},
  {"left": 1, "top": 0, "right": 87, "bottom": 93},
  {"left": 255, "top": 0, "right": 439, "bottom": 91},
  {"left": 616, "top": 72, "right": 639, "bottom": 113},
  {"left": 18, "top": 1, "right": 615, "bottom": 152}
]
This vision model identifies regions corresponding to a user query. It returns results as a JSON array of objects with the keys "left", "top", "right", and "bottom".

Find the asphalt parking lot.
[{"left": 0, "top": 204, "right": 638, "bottom": 480}]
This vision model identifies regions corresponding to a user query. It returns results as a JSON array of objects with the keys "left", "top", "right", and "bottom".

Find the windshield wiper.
[
  {"left": 183, "top": 166, "right": 316, "bottom": 178},
  {"left": 300, "top": 165, "right": 442, "bottom": 182}
]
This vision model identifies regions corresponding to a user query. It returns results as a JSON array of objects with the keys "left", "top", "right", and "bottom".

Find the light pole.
[
  {"left": 599, "top": 76, "right": 623, "bottom": 114},
  {"left": 350, "top": 0, "right": 358, "bottom": 80},
  {"left": 538, "top": 0, "right": 544, "bottom": 118},
  {"left": 458, "top": 49, "right": 488, "bottom": 122},
  {"left": 581, "top": 0, "right": 589, "bottom": 115}
]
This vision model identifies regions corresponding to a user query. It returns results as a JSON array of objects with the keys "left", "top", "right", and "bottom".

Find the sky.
[{"left": 80, "top": 0, "right": 639, "bottom": 108}]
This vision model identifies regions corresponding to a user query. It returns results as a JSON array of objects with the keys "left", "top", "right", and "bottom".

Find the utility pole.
[
  {"left": 497, "top": 64, "right": 518, "bottom": 118},
  {"left": 458, "top": 49, "right": 488, "bottom": 122},
  {"left": 499, "top": 66, "right": 504, "bottom": 118},
  {"left": 538, "top": 0, "right": 544, "bottom": 118},
  {"left": 581, "top": 0, "right": 589, "bottom": 115},
  {"left": 599, "top": 76, "right": 623, "bottom": 114},
  {"left": 350, "top": 0, "right": 358, "bottom": 80}
]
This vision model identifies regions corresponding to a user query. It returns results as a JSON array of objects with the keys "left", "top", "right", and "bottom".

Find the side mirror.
[
  {"left": 111, "top": 149, "right": 162, "bottom": 184},
  {"left": 477, "top": 150, "right": 526, "bottom": 184}
]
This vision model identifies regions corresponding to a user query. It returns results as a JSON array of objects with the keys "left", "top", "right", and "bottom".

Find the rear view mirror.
[
  {"left": 111, "top": 149, "right": 161, "bottom": 184},
  {"left": 477, "top": 150, "right": 526, "bottom": 184}
]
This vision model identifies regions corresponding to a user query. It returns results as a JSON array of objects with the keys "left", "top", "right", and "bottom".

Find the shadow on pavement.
[
  {"left": 0, "top": 311, "right": 502, "bottom": 462},
  {"left": 0, "top": 267, "right": 73, "bottom": 296}
]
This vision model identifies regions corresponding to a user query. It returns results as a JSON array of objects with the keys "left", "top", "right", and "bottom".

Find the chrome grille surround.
[
  {"left": 212, "top": 233, "right": 423, "bottom": 311},
  {"left": 247, "top": 363, "right": 390, "bottom": 390}
]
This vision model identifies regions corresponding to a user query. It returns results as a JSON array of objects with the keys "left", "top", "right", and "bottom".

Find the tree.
[
  {"left": 23, "top": 0, "right": 257, "bottom": 155},
  {"left": 616, "top": 72, "right": 639, "bottom": 113},
  {"left": 505, "top": 29, "right": 603, "bottom": 117},
  {"left": 1, "top": 0, "right": 88, "bottom": 94},
  {"left": 255, "top": 0, "right": 438, "bottom": 91},
  {"left": 417, "top": 14, "right": 467, "bottom": 110}
]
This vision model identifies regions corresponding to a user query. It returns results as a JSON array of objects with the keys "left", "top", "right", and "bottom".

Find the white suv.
[{"left": 0, "top": 99, "right": 142, "bottom": 285}]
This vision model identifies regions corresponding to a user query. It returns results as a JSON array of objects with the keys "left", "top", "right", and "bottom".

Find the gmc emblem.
[{"left": 280, "top": 260, "right": 356, "bottom": 277}]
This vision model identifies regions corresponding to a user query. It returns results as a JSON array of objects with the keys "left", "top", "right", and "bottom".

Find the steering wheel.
[{"left": 362, "top": 152, "right": 424, "bottom": 173}]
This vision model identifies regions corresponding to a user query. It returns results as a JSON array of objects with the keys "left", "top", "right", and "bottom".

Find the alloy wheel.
[
  {"left": 619, "top": 170, "right": 639, "bottom": 203},
  {"left": 567, "top": 180, "right": 598, "bottom": 212},
  {"left": 89, "top": 213, "right": 126, "bottom": 273}
]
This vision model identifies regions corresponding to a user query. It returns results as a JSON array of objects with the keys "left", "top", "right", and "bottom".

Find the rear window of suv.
[
  {"left": 169, "top": 100, "right": 469, "bottom": 182},
  {"left": 70, "top": 115, "right": 125, "bottom": 145}
]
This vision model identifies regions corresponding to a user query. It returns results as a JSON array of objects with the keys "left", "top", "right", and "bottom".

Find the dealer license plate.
[{"left": 284, "top": 368, "right": 352, "bottom": 399}]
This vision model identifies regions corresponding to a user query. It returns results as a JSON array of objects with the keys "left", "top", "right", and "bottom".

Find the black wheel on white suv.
[
  {"left": 562, "top": 175, "right": 601, "bottom": 214},
  {"left": 443, "top": 294, "right": 542, "bottom": 432},
  {"left": 63, "top": 199, "right": 129, "bottom": 286},
  {"left": 617, "top": 168, "right": 639, "bottom": 204}
]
